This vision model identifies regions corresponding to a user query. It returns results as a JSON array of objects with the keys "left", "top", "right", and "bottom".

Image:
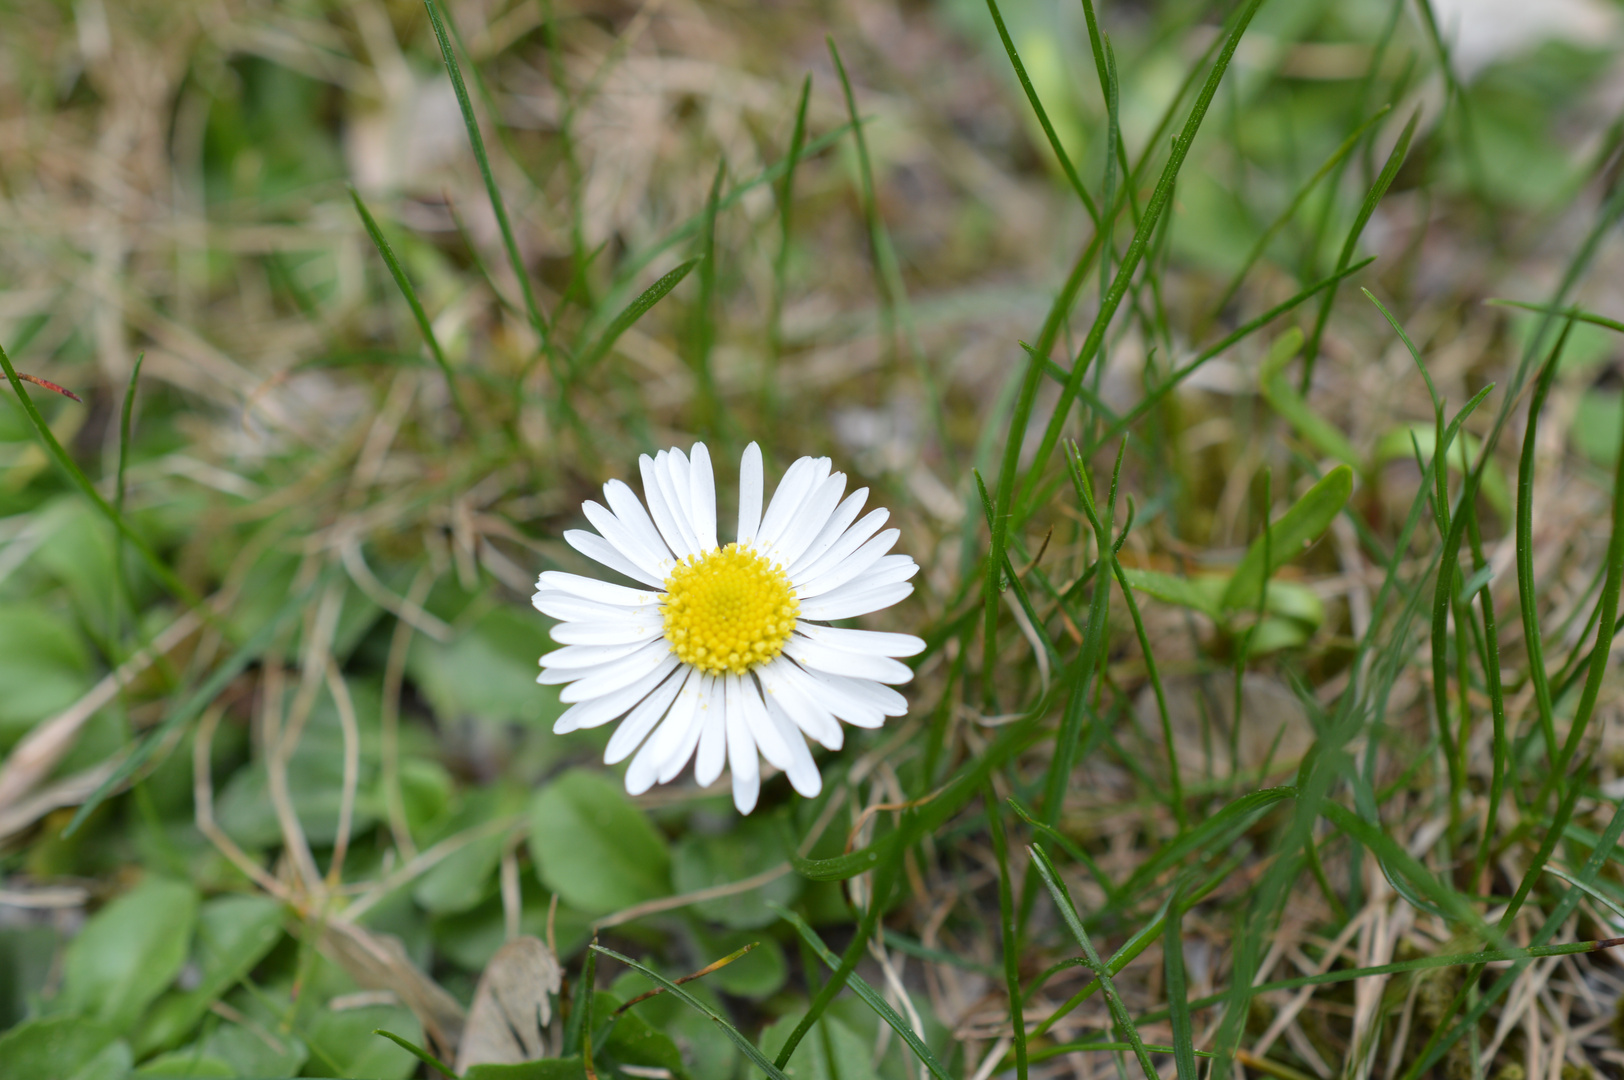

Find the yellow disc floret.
[{"left": 662, "top": 543, "right": 799, "bottom": 676}]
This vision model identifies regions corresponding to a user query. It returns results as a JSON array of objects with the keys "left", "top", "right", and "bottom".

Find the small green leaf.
[
  {"left": 1258, "top": 329, "right": 1360, "bottom": 467},
  {"left": 1220, "top": 465, "right": 1353, "bottom": 612},
  {"left": 411, "top": 606, "right": 563, "bottom": 727},
  {"left": 60, "top": 877, "right": 199, "bottom": 1035},
  {"left": 414, "top": 785, "right": 527, "bottom": 914},
  {"left": 0, "top": 1016, "right": 121, "bottom": 1080},
  {"left": 600, "top": 992, "right": 687, "bottom": 1076},
  {"left": 304, "top": 1004, "right": 421, "bottom": 1080},
  {"left": 133, "top": 1048, "right": 236, "bottom": 1076},
  {"left": 528, "top": 769, "right": 671, "bottom": 915},
  {"left": 691, "top": 928, "right": 787, "bottom": 999},
  {"left": 0, "top": 600, "right": 91, "bottom": 750},
  {"left": 1118, "top": 568, "right": 1223, "bottom": 620},
  {"left": 134, "top": 894, "right": 286, "bottom": 1056},
  {"left": 671, "top": 816, "right": 800, "bottom": 929}
]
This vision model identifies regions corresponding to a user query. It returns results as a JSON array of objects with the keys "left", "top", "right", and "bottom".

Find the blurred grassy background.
[{"left": 3, "top": 0, "right": 1624, "bottom": 1077}]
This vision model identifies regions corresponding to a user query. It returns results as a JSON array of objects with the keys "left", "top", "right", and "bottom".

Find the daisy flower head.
[{"left": 533, "top": 442, "right": 925, "bottom": 814}]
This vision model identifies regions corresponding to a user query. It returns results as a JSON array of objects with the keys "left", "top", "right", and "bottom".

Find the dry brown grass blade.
[
  {"left": 320, "top": 917, "right": 467, "bottom": 1056},
  {"left": 453, "top": 935, "right": 563, "bottom": 1073},
  {"left": 6, "top": 372, "right": 81, "bottom": 402}
]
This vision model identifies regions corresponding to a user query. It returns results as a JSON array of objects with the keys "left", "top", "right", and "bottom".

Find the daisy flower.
[{"left": 533, "top": 442, "right": 925, "bottom": 813}]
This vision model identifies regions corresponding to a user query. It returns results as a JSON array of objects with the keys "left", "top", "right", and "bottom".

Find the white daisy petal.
[
  {"left": 808, "top": 667, "right": 910, "bottom": 716},
  {"left": 737, "top": 442, "right": 764, "bottom": 545},
  {"left": 769, "top": 472, "right": 847, "bottom": 568},
  {"left": 689, "top": 443, "right": 719, "bottom": 550},
  {"left": 694, "top": 675, "right": 728, "bottom": 786},
  {"left": 757, "top": 457, "right": 826, "bottom": 552},
  {"left": 765, "top": 698, "right": 822, "bottom": 797},
  {"left": 757, "top": 660, "right": 843, "bottom": 750},
  {"left": 724, "top": 679, "right": 761, "bottom": 814},
  {"left": 793, "top": 624, "right": 926, "bottom": 658},
  {"left": 564, "top": 529, "right": 666, "bottom": 588},
  {"left": 625, "top": 673, "right": 702, "bottom": 793},
  {"left": 603, "top": 480, "right": 676, "bottom": 577},
  {"left": 536, "top": 572, "right": 659, "bottom": 608},
  {"left": 834, "top": 555, "right": 920, "bottom": 593},
  {"left": 639, "top": 453, "right": 699, "bottom": 560},
  {"left": 790, "top": 508, "right": 888, "bottom": 588},
  {"left": 558, "top": 655, "right": 681, "bottom": 735},
  {"left": 797, "top": 581, "right": 915, "bottom": 622},
  {"left": 549, "top": 618, "right": 664, "bottom": 646},
  {"left": 532, "top": 592, "right": 646, "bottom": 624},
  {"left": 662, "top": 449, "right": 700, "bottom": 541},
  {"left": 784, "top": 634, "right": 914, "bottom": 684},
  {"left": 604, "top": 665, "right": 689, "bottom": 764},
  {"left": 581, "top": 501, "right": 669, "bottom": 583},
  {"left": 555, "top": 639, "right": 671, "bottom": 701},
  {"left": 788, "top": 488, "right": 868, "bottom": 579},
  {"left": 656, "top": 674, "right": 714, "bottom": 784},
  {"left": 540, "top": 640, "right": 652, "bottom": 672},
  {"left": 793, "top": 528, "right": 899, "bottom": 599},
  {"left": 736, "top": 674, "right": 794, "bottom": 774},
  {"left": 773, "top": 661, "right": 890, "bottom": 728}
]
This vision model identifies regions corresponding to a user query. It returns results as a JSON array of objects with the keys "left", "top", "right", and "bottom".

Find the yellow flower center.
[{"left": 662, "top": 543, "right": 799, "bottom": 676}]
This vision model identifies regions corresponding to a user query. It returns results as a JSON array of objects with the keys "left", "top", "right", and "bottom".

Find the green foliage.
[
  {"left": 529, "top": 769, "right": 671, "bottom": 914},
  {"left": 58, "top": 878, "right": 199, "bottom": 1036}
]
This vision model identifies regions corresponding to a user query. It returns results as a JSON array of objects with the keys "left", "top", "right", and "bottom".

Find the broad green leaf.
[
  {"left": 410, "top": 605, "right": 563, "bottom": 727},
  {"left": 671, "top": 816, "right": 800, "bottom": 929},
  {"left": 133, "top": 1048, "right": 235, "bottom": 1076},
  {"left": 413, "top": 785, "right": 526, "bottom": 914},
  {"left": 200, "top": 1021, "right": 307, "bottom": 1078},
  {"left": 0, "top": 1016, "right": 121, "bottom": 1080},
  {"left": 1374, "top": 423, "right": 1513, "bottom": 519},
  {"left": 1119, "top": 568, "right": 1222, "bottom": 620},
  {"left": 1120, "top": 570, "right": 1323, "bottom": 628},
  {"left": 1220, "top": 465, "right": 1353, "bottom": 612},
  {"left": 0, "top": 601, "right": 92, "bottom": 751},
  {"left": 597, "top": 991, "right": 687, "bottom": 1077},
  {"left": 60, "top": 877, "right": 199, "bottom": 1035},
  {"left": 304, "top": 1004, "right": 421, "bottom": 1080},
  {"left": 528, "top": 769, "right": 670, "bottom": 915},
  {"left": 1258, "top": 328, "right": 1360, "bottom": 466},
  {"left": 135, "top": 894, "right": 286, "bottom": 1056},
  {"left": 0, "top": 924, "right": 59, "bottom": 1029}
]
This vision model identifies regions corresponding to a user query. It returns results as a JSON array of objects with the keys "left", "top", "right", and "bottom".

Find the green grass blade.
[
  {"left": 591, "top": 943, "right": 792, "bottom": 1080},
  {"left": 1030, "top": 842, "right": 1159, "bottom": 1079},
  {"left": 573, "top": 259, "right": 700, "bottom": 376},
  {"left": 348, "top": 187, "right": 475, "bottom": 434},
  {"left": 1015, "top": 0, "right": 1268, "bottom": 517},
  {"left": 769, "top": 903, "right": 954, "bottom": 1080},
  {"left": 981, "top": 0, "right": 1098, "bottom": 223},
  {"left": 1005, "top": 796, "right": 1117, "bottom": 902},
  {"left": 371, "top": 1029, "right": 455, "bottom": 1078},
  {"left": 0, "top": 339, "right": 200, "bottom": 612},
  {"left": 1210, "top": 105, "right": 1393, "bottom": 319},
  {"left": 1298, "top": 108, "right": 1419, "bottom": 392},
  {"left": 1162, "top": 893, "right": 1197, "bottom": 1080},
  {"left": 765, "top": 75, "right": 813, "bottom": 416},
  {"left": 985, "top": 784, "right": 1028, "bottom": 1080},
  {"left": 1079, "top": 257, "right": 1377, "bottom": 460},
  {"left": 1544, "top": 378, "right": 1624, "bottom": 798},
  {"left": 423, "top": 0, "right": 550, "bottom": 354}
]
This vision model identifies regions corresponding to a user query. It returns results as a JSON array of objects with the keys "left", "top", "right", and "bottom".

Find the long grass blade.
[
  {"left": 423, "top": 0, "right": 550, "bottom": 356},
  {"left": 1030, "top": 842, "right": 1159, "bottom": 1079},
  {"left": 349, "top": 188, "right": 475, "bottom": 433}
]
